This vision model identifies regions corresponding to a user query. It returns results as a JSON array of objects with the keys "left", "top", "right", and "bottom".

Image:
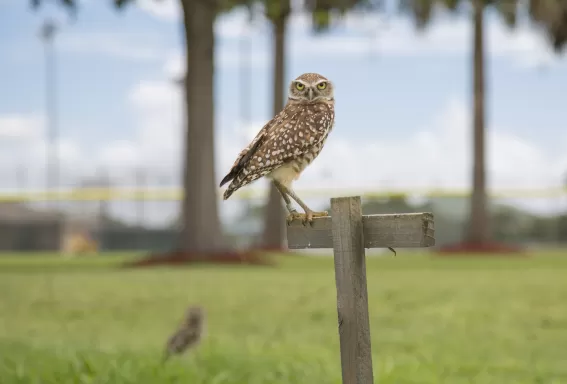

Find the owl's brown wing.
[
  {"left": 254, "top": 105, "right": 334, "bottom": 170},
  {"left": 219, "top": 104, "right": 303, "bottom": 187},
  {"left": 221, "top": 103, "right": 334, "bottom": 200}
]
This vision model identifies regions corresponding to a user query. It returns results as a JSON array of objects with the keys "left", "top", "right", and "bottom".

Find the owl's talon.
[
  {"left": 299, "top": 210, "right": 328, "bottom": 226},
  {"left": 286, "top": 211, "right": 306, "bottom": 225},
  {"left": 304, "top": 213, "right": 313, "bottom": 226},
  {"left": 286, "top": 210, "right": 299, "bottom": 226}
]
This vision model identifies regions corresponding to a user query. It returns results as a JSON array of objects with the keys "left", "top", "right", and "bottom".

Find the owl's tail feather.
[
  {"left": 222, "top": 182, "right": 240, "bottom": 200},
  {"left": 220, "top": 169, "right": 241, "bottom": 200},
  {"left": 219, "top": 170, "right": 237, "bottom": 188},
  {"left": 221, "top": 158, "right": 249, "bottom": 200}
]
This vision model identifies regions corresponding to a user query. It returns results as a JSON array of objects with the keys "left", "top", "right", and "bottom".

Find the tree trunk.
[
  {"left": 261, "top": 10, "right": 288, "bottom": 250},
  {"left": 179, "top": 0, "right": 225, "bottom": 252},
  {"left": 466, "top": 0, "right": 489, "bottom": 244}
]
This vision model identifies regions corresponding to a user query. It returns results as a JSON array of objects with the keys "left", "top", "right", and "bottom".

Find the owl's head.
[
  {"left": 288, "top": 73, "right": 334, "bottom": 104},
  {"left": 185, "top": 306, "right": 204, "bottom": 327}
]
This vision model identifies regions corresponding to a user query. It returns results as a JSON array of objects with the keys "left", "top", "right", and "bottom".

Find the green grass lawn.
[{"left": 1, "top": 251, "right": 567, "bottom": 383}]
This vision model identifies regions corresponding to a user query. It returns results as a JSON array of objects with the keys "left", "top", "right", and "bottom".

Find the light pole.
[
  {"left": 239, "top": 9, "right": 253, "bottom": 146},
  {"left": 40, "top": 19, "right": 59, "bottom": 207}
]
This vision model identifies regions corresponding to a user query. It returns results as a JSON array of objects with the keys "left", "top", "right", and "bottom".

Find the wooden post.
[
  {"left": 332, "top": 197, "right": 373, "bottom": 383},
  {"left": 286, "top": 196, "right": 435, "bottom": 384}
]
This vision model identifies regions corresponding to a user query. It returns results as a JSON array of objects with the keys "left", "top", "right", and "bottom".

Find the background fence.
[{"left": 1, "top": 185, "right": 566, "bottom": 253}]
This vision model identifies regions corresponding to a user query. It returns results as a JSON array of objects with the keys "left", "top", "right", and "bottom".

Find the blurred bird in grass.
[{"left": 162, "top": 305, "right": 205, "bottom": 362}]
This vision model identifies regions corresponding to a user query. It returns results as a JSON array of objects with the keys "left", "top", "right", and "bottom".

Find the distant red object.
[
  {"left": 125, "top": 250, "right": 275, "bottom": 268},
  {"left": 435, "top": 241, "right": 527, "bottom": 256}
]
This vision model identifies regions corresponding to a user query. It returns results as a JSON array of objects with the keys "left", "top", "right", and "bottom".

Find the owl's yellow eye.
[
  {"left": 295, "top": 83, "right": 305, "bottom": 91},
  {"left": 317, "top": 82, "right": 327, "bottom": 90}
]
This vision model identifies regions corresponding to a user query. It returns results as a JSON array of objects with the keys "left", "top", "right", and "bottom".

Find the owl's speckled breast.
[{"left": 268, "top": 119, "right": 334, "bottom": 188}]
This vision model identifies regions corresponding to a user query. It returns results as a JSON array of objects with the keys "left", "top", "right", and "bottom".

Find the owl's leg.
[
  {"left": 281, "top": 185, "right": 328, "bottom": 226},
  {"left": 273, "top": 181, "right": 297, "bottom": 214},
  {"left": 273, "top": 181, "right": 303, "bottom": 225}
]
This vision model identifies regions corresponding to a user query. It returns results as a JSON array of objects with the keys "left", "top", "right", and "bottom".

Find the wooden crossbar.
[{"left": 287, "top": 212, "right": 434, "bottom": 249}]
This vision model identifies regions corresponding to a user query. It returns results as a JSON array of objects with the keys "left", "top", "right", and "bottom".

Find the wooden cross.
[{"left": 286, "top": 196, "right": 435, "bottom": 384}]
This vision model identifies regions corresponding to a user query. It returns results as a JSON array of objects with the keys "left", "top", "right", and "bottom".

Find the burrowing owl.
[
  {"left": 220, "top": 72, "right": 335, "bottom": 225},
  {"left": 163, "top": 306, "right": 204, "bottom": 362}
]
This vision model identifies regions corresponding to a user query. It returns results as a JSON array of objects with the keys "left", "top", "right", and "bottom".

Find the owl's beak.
[{"left": 308, "top": 88, "right": 314, "bottom": 100}]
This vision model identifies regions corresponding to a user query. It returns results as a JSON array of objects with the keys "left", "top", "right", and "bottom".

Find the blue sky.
[{"left": 1, "top": 0, "right": 567, "bottom": 224}]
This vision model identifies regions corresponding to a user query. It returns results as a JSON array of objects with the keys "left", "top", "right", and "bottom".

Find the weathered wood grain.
[
  {"left": 331, "top": 196, "right": 374, "bottom": 384},
  {"left": 284, "top": 196, "right": 436, "bottom": 383},
  {"left": 287, "top": 212, "right": 435, "bottom": 249}
]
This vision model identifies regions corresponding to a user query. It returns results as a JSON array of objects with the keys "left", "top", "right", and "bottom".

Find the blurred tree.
[
  {"left": 258, "top": 0, "right": 291, "bottom": 250},
  {"left": 306, "top": 0, "right": 381, "bottom": 31},
  {"left": 400, "top": 0, "right": 566, "bottom": 247},
  {"left": 528, "top": 0, "right": 567, "bottom": 52},
  {"left": 31, "top": 0, "right": 252, "bottom": 254}
]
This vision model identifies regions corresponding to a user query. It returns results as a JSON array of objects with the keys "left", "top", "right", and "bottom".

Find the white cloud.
[
  {"left": 98, "top": 140, "right": 141, "bottom": 170},
  {"left": 137, "top": 0, "right": 179, "bottom": 21},
  {"left": 162, "top": 54, "right": 185, "bottom": 79},
  {"left": 0, "top": 114, "right": 85, "bottom": 189},
  {"left": 163, "top": 46, "right": 269, "bottom": 77},
  {"left": 93, "top": 79, "right": 185, "bottom": 183},
  {"left": 118, "top": 79, "right": 257, "bottom": 185},
  {"left": 0, "top": 81, "right": 181, "bottom": 192},
  {"left": 0, "top": 114, "right": 44, "bottom": 141}
]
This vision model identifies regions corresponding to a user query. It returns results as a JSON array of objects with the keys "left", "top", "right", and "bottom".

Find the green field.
[{"left": 1, "top": 251, "right": 567, "bottom": 383}]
